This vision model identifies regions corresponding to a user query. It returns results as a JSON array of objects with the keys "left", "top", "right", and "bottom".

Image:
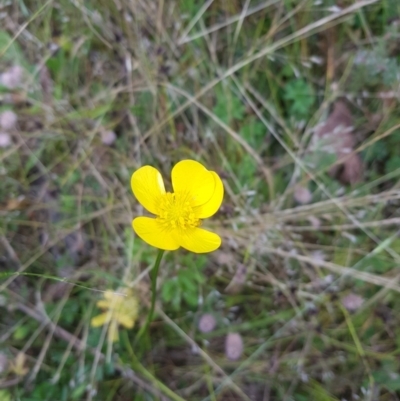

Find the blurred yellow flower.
[
  {"left": 131, "top": 159, "right": 224, "bottom": 253},
  {"left": 91, "top": 288, "right": 138, "bottom": 342},
  {"left": 10, "top": 352, "right": 29, "bottom": 377}
]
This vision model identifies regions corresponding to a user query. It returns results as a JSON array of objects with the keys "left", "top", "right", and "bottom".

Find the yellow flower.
[
  {"left": 91, "top": 289, "right": 138, "bottom": 342},
  {"left": 131, "top": 159, "right": 224, "bottom": 253},
  {"left": 10, "top": 353, "right": 29, "bottom": 377}
]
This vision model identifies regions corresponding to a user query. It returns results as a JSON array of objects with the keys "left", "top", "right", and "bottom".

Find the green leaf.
[
  {"left": 356, "top": 254, "right": 393, "bottom": 274},
  {"left": 192, "top": 269, "right": 206, "bottom": 284},
  {"left": 13, "top": 324, "right": 31, "bottom": 340},
  {"left": 240, "top": 119, "right": 265, "bottom": 148},
  {"left": 60, "top": 194, "right": 76, "bottom": 212},
  {"left": 66, "top": 104, "right": 110, "bottom": 120},
  {"left": 180, "top": 0, "right": 203, "bottom": 16},
  {"left": 281, "top": 64, "right": 295, "bottom": 78},
  {"left": 373, "top": 368, "right": 400, "bottom": 391},
  {"left": 363, "top": 141, "right": 388, "bottom": 162},
  {"left": 180, "top": 254, "right": 207, "bottom": 270},
  {"left": 161, "top": 278, "right": 180, "bottom": 303},
  {"left": 235, "top": 153, "right": 257, "bottom": 184},
  {"left": 0, "top": 31, "right": 28, "bottom": 67},
  {"left": 58, "top": 300, "right": 79, "bottom": 326},
  {"left": 46, "top": 49, "right": 66, "bottom": 77},
  {"left": 178, "top": 270, "right": 197, "bottom": 292},
  {"left": 304, "top": 148, "right": 337, "bottom": 173},
  {"left": 130, "top": 91, "right": 154, "bottom": 129},
  {"left": 383, "top": 58, "right": 399, "bottom": 86},
  {"left": 71, "top": 383, "right": 86, "bottom": 400},
  {"left": 283, "top": 79, "right": 315, "bottom": 119},
  {"left": 182, "top": 290, "right": 198, "bottom": 307},
  {"left": 385, "top": 155, "right": 400, "bottom": 174},
  {"left": 162, "top": 267, "right": 205, "bottom": 310},
  {"left": 171, "top": 290, "right": 181, "bottom": 311},
  {"left": 31, "top": 382, "right": 57, "bottom": 400},
  {"left": 213, "top": 87, "right": 245, "bottom": 124},
  {"left": 0, "top": 390, "right": 11, "bottom": 401},
  {"left": 306, "top": 379, "right": 339, "bottom": 401}
]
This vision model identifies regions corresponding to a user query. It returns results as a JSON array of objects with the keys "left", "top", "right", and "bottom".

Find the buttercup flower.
[
  {"left": 91, "top": 288, "right": 139, "bottom": 342},
  {"left": 131, "top": 159, "right": 224, "bottom": 253}
]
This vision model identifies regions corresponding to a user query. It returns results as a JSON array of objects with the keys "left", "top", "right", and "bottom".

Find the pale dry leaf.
[
  {"left": 40, "top": 66, "right": 53, "bottom": 104},
  {"left": 225, "top": 333, "right": 243, "bottom": 361},
  {"left": 314, "top": 101, "right": 363, "bottom": 184},
  {"left": 294, "top": 185, "right": 312, "bottom": 204},
  {"left": 198, "top": 314, "right": 217, "bottom": 333},
  {"left": 0, "top": 132, "right": 11, "bottom": 148},
  {"left": 315, "top": 101, "right": 353, "bottom": 144},
  {"left": 5, "top": 195, "right": 28, "bottom": 211},
  {"left": 63, "top": 230, "right": 89, "bottom": 266},
  {"left": 311, "top": 250, "right": 326, "bottom": 263},
  {"left": 0, "top": 353, "right": 8, "bottom": 375},
  {"left": 225, "top": 264, "right": 247, "bottom": 294},
  {"left": 0, "top": 66, "right": 24, "bottom": 89},
  {"left": 307, "top": 215, "right": 321, "bottom": 228},
  {"left": 340, "top": 153, "right": 363, "bottom": 185},
  {"left": 43, "top": 282, "right": 70, "bottom": 303},
  {"left": 213, "top": 250, "right": 235, "bottom": 266},
  {"left": 342, "top": 293, "right": 364, "bottom": 312},
  {"left": 0, "top": 110, "right": 17, "bottom": 130},
  {"left": 101, "top": 130, "right": 117, "bottom": 145}
]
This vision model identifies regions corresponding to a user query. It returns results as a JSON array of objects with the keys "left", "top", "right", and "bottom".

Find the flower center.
[{"left": 157, "top": 192, "right": 200, "bottom": 230}]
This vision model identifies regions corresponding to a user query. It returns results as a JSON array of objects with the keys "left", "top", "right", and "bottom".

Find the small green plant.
[
  {"left": 162, "top": 255, "right": 207, "bottom": 310},
  {"left": 161, "top": 269, "right": 204, "bottom": 309},
  {"left": 240, "top": 118, "right": 265, "bottom": 148},
  {"left": 283, "top": 78, "right": 315, "bottom": 120},
  {"left": 213, "top": 85, "right": 246, "bottom": 124}
]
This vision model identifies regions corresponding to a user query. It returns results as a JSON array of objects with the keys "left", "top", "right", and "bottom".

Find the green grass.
[{"left": 1, "top": 0, "right": 400, "bottom": 400}]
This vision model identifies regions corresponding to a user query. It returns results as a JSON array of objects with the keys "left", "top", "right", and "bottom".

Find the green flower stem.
[
  {"left": 131, "top": 357, "right": 186, "bottom": 401},
  {"left": 135, "top": 249, "right": 165, "bottom": 343},
  {"left": 122, "top": 331, "right": 186, "bottom": 401}
]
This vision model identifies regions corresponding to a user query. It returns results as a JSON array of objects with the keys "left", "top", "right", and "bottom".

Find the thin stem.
[
  {"left": 135, "top": 249, "right": 165, "bottom": 343},
  {"left": 122, "top": 331, "right": 186, "bottom": 401}
]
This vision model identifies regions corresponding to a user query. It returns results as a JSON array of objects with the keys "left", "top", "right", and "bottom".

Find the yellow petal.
[
  {"left": 125, "top": 298, "right": 139, "bottom": 312},
  {"left": 116, "top": 314, "right": 135, "bottom": 328},
  {"left": 104, "top": 290, "right": 116, "bottom": 300},
  {"left": 131, "top": 166, "right": 165, "bottom": 215},
  {"left": 171, "top": 160, "right": 215, "bottom": 206},
  {"left": 96, "top": 300, "right": 111, "bottom": 309},
  {"left": 195, "top": 172, "right": 224, "bottom": 218},
  {"left": 91, "top": 312, "right": 110, "bottom": 327},
  {"left": 133, "top": 217, "right": 180, "bottom": 250},
  {"left": 175, "top": 227, "right": 221, "bottom": 253},
  {"left": 108, "top": 320, "right": 119, "bottom": 343}
]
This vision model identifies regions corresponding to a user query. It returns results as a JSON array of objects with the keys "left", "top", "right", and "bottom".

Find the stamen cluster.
[{"left": 157, "top": 192, "right": 199, "bottom": 230}]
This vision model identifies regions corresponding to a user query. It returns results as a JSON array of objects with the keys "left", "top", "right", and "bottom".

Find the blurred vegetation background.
[{"left": 1, "top": 0, "right": 400, "bottom": 400}]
